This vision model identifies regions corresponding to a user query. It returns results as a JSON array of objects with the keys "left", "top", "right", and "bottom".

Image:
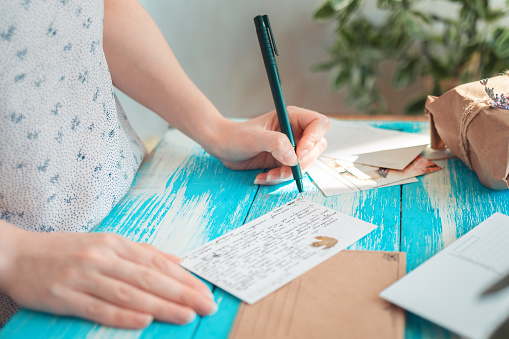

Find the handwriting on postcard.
[{"left": 181, "top": 198, "right": 377, "bottom": 304}]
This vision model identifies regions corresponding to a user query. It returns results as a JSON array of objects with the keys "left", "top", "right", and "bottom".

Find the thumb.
[{"left": 258, "top": 130, "right": 298, "bottom": 166}]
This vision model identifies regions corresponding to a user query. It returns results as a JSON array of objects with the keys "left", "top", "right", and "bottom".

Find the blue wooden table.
[{"left": 3, "top": 120, "right": 509, "bottom": 339}]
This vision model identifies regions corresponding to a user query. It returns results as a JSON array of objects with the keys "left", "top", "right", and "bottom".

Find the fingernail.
[
  {"left": 208, "top": 302, "right": 219, "bottom": 316},
  {"left": 298, "top": 149, "right": 309, "bottom": 162},
  {"left": 166, "top": 254, "right": 181, "bottom": 264},
  {"left": 180, "top": 310, "right": 196, "bottom": 324},
  {"left": 142, "top": 315, "right": 153, "bottom": 328},
  {"left": 253, "top": 178, "right": 261, "bottom": 185},
  {"left": 206, "top": 290, "right": 215, "bottom": 300},
  {"left": 283, "top": 149, "right": 298, "bottom": 166},
  {"left": 266, "top": 174, "right": 272, "bottom": 182}
]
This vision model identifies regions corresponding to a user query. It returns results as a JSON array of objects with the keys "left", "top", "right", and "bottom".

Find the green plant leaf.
[
  {"left": 494, "top": 29, "right": 509, "bottom": 59},
  {"left": 330, "top": 66, "right": 350, "bottom": 91},
  {"left": 473, "top": 0, "right": 487, "bottom": 19},
  {"left": 355, "top": 95, "right": 374, "bottom": 111},
  {"left": 313, "top": 2, "right": 336, "bottom": 21},
  {"left": 405, "top": 15, "right": 426, "bottom": 40},
  {"left": 338, "top": 27, "right": 356, "bottom": 45},
  {"left": 410, "top": 10, "right": 432, "bottom": 24},
  {"left": 377, "top": 0, "right": 394, "bottom": 9},
  {"left": 460, "top": 70, "right": 474, "bottom": 83},
  {"left": 428, "top": 57, "right": 449, "bottom": 79},
  {"left": 392, "top": 58, "right": 419, "bottom": 89},
  {"left": 484, "top": 9, "right": 507, "bottom": 22},
  {"left": 312, "top": 59, "right": 339, "bottom": 72},
  {"left": 330, "top": 0, "right": 352, "bottom": 11},
  {"left": 311, "top": 0, "right": 509, "bottom": 115},
  {"left": 462, "top": 44, "right": 477, "bottom": 59},
  {"left": 337, "top": 0, "right": 361, "bottom": 26},
  {"left": 480, "top": 52, "right": 499, "bottom": 76},
  {"left": 404, "top": 95, "right": 428, "bottom": 115}
]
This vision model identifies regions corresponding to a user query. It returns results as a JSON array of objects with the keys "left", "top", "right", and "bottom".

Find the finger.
[
  {"left": 164, "top": 253, "right": 182, "bottom": 265},
  {"left": 115, "top": 240, "right": 213, "bottom": 298},
  {"left": 287, "top": 106, "right": 330, "bottom": 137},
  {"left": 285, "top": 107, "right": 330, "bottom": 158},
  {"left": 273, "top": 166, "right": 293, "bottom": 181},
  {"left": 254, "top": 174, "right": 291, "bottom": 186},
  {"left": 97, "top": 258, "right": 217, "bottom": 316},
  {"left": 78, "top": 273, "right": 207, "bottom": 323},
  {"left": 53, "top": 288, "right": 153, "bottom": 329},
  {"left": 254, "top": 168, "right": 287, "bottom": 185},
  {"left": 255, "top": 130, "right": 298, "bottom": 167},
  {"left": 298, "top": 137, "right": 328, "bottom": 169},
  {"left": 253, "top": 172, "right": 268, "bottom": 185},
  {"left": 254, "top": 171, "right": 289, "bottom": 186},
  {"left": 138, "top": 243, "right": 182, "bottom": 264},
  {"left": 254, "top": 166, "right": 306, "bottom": 185}
]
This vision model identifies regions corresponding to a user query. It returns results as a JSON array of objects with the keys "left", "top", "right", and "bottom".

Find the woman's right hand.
[{"left": 0, "top": 222, "right": 217, "bottom": 329}]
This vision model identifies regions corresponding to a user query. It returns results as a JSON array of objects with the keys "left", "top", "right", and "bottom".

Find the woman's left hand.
[{"left": 211, "top": 106, "right": 330, "bottom": 185}]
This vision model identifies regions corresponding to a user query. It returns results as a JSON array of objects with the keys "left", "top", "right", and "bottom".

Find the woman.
[{"left": 0, "top": 0, "right": 329, "bottom": 328}]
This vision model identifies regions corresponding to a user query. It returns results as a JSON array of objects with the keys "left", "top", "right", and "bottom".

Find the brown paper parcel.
[{"left": 425, "top": 75, "right": 509, "bottom": 190}]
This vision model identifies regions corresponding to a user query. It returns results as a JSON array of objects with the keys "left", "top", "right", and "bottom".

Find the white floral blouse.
[{"left": 0, "top": 0, "right": 147, "bottom": 325}]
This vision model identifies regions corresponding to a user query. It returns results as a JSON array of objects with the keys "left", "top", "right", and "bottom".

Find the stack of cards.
[{"left": 308, "top": 120, "right": 441, "bottom": 196}]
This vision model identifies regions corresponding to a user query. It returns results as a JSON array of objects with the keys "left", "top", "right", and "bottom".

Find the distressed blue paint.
[
  {"left": 193, "top": 142, "right": 404, "bottom": 337},
  {"left": 0, "top": 310, "right": 101, "bottom": 339},
  {"left": 5, "top": 121, "right": 507, "bottom": 338},
  {"left": 401, "top": 122, "right": 509, "bottom": 339},
  {"left": 194, "top": 288, "right": 242, "bottom": 339},
  {"left": 3, "top": 130, "right": 261, "bottom": 338},
  {"left": 139, "top": 316, "right": 200, "bottom": 339}
]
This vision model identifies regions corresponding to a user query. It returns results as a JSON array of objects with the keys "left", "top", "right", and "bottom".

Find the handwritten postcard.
[{"left": 180, "top": 198, "right": 377, "bottom": 304}]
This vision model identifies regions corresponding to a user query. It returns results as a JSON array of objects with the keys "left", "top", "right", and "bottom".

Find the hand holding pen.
[
  {"left": 253, "top": 14, "right": 319, "bottom": 192},
  {"left": 215, "top": 107, "right": 329, "bottom": 186},
  {"left": 203, "top": 15, "right": 329, "bottom": 186}
]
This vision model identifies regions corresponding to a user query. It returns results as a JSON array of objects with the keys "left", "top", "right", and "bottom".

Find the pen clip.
[{"left": 263, "top": 15, "right": 278, "bottom": 56}]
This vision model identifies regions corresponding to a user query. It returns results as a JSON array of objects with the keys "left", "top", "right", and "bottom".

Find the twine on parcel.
[
  {"left": 459, "top": 98, "right": 491, "bottom": 169},
  {"left": 459, "top": 72, "right": 509, "bottom": 169}
]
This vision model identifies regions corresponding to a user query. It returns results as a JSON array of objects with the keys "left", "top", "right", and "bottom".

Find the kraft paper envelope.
[{"left": 229, "top": 250, "right": 406, "bottom": 339}]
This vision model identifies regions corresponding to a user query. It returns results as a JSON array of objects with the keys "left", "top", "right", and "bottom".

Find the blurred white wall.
[
  {"left": 118, "top": 0, "right": 508, "bottom": 142},
  {"left": 116, "top": 0, "right": 350, "bottom": 141}
]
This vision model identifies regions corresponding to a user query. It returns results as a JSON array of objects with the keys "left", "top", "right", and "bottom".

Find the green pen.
[{"left": 254, "top": 14, "right": 304, "bottom": 193}]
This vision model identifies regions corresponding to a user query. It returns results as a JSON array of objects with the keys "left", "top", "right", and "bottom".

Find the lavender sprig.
[{"left": 480, "top": 78, "right": 509, "bottom": 110}]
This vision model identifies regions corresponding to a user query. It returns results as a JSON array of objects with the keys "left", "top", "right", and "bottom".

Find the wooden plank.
[
  {"left": 246, "top": 114, "right": 428, "bottom": 122},
  {"left": 9, "top": 120, "right": 499, "bottom": 339},
  {"left": 195, "top": 182, "right": 403, "bottom": 338},
  {"left": 400, "top": 119, "right": 509, "bottom": 338},
  {"left": 2, "top": 129, "right": 261, "bottom": 339},
  {"left": 328, "top": 114, "right": 428, "bottom": 122},
  {"left": 375, "top": 120, "right": 460, "bottom": 338},
  {"left": 402, "top": 155, "right": 509, "bottom": 339},
  {"left": 195, "top": 120, "right": 407, "bottom": 339}
]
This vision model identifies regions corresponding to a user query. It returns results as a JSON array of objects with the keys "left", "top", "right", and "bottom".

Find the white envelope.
[{"left": 323, "top": 120, "right": 430, "bottom": 170}]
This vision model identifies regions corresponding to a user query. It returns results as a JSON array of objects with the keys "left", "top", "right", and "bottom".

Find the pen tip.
[{"left": 296, "top": 179, "right": 304, "bottom": 194}]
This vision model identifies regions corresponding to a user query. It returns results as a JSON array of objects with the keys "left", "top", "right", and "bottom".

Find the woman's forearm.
[
  {"left": 0, "top": 220, "right": 24, "bottom": 294},
  {"left": 102, "top": 0, "right": 330, "bottom": 180},
  {"left": 103, "top": 0, "right": 230, "bottom": 153}
]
